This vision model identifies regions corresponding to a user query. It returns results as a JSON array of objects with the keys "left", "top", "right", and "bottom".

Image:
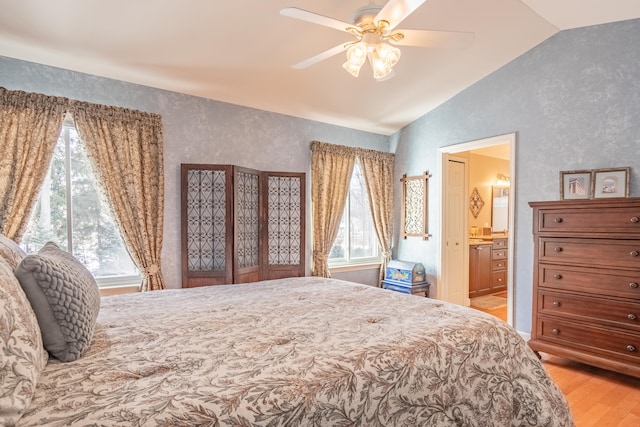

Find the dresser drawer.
[
  {"left": 536, "top": 207, "right": 640, "bottom": 235},
  {"left": 492, "top": 248, "right": 507, "bottom": 260},
  {"left": 537, "top": 316, "right": 640, "bottom": 363},
  {"left": 538, "top": 290, "right": 640, "bottom": 331},
  {"left": 492, "top": 238, "right": 507, "bottom": 249},
  {"left": 491, "top": 258, "right": 507, "bottom": 271},
  {"left": 491, "top": 271, "right": 506, "bottom": 289},
  {"left": 539, "top": 264, "right": 640, "bottom": 300},
  {"left": 539, "top": 237, "right": 640, "bottom": 269}
]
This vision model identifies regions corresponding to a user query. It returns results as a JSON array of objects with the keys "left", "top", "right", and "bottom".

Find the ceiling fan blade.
[
  {"left": 392, "top": 29, "right": 475, "bottom": 48},
  {"left": 291, "top": 43, "right": 348, "bottom": 69},
  {"left": 375, "top": 0, "right": 427, "bottom": 31},
  {"left": 280, "top": 7, "right": 352, "bottom": 33}
]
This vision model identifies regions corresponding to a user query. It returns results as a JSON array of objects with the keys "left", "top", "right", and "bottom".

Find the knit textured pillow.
[{"left": 15, "top": 242, "right": 101, "bottom": 362}]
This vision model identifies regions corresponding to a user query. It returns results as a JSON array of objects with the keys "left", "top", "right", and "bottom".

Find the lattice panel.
[
  {"left": 186, "top": 170, "right": 227, "bottom": 272},
  {"left": 268, "top": 176, "right": 301, "bottom": 265},
  {"left": 236, "top": 172, "right": 260, "bottom": 268},
  {"left": 404, "top": 178, "right": 424, "bottom": 235}
]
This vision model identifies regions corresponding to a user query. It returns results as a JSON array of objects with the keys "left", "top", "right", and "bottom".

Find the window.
[
  {"left": 329, "top": 160, "right": 379, "bottom": 266},
  {"left": 21, "top": 120, "right": 140, "bottom": 286}
]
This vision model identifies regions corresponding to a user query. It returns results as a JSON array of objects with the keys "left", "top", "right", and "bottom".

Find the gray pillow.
[
  {"left": 0, "top": 233, "right": 27, "bottom": 269},
  {"left": 15, "top": 242, "right": 101, "bottom": 362}
]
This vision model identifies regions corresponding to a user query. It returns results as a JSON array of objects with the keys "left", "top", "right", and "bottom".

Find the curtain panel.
[
  {"left": 72, "top": 104, "right": 166, "bottom": 291},
  {"left": 310, "top": 141, "right": 355, "bottom": 277},
  {"left": 357, "top": 147, "right": 395, "bottom": 283},
  {"left": 0, "top": 88, "right": 68, "bottom": 240},
  {"left": 0, "top": 87, "right": 166, "bottom": 290}
]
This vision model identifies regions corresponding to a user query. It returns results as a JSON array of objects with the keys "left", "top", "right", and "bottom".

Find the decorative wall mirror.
[
  {"left": 401, "top": 171, "right": 431, "bottom": 240},
  {"left": 491, "top": 186, "right": 509, "bottom": 233}
]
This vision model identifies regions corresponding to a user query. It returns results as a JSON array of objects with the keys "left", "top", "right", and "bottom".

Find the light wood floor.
[{"left": 471, "top": 302, "right": 640, "bottom": 426}]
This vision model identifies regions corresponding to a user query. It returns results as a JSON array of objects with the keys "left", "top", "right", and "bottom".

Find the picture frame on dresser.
[
  {"left": 592, "top": 167, "right": 630, "bottom": 199},
  {"left": 560, "top": 170, "right": 592, "bottom": 200}
]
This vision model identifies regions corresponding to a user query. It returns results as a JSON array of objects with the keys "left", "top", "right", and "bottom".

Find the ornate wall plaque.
[
  {"left": 469, "top": 187, "right": 484, "bottom": 219},
  {"left": 401, "top": 171, "right": 431, "bottom": 240}
]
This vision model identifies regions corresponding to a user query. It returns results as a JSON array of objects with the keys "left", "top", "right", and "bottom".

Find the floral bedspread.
[{"left": 20, "top": 277, "right": 573, "bottom": 426}]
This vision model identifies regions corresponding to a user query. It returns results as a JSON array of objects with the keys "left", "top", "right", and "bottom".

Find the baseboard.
[{"left": 517, "top": 331, "right": 531, "bottom": 342}]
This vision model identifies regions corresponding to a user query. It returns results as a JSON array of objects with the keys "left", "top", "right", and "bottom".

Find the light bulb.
[
  {"left": 342, "top": 61, "right": 363, "bottom": 77},
  {"left": 376, "top": 43, "right": 400, "bottom": 68},
  {"left": 345, "top": 43, "right": 367, "bottom": 67},
  {"left": 370, "top": 52, "right": 392, "bottom": 79}
]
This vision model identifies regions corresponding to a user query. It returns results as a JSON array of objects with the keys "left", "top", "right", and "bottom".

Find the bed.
[{"left": 1, "top": 241, "right": 573, "bottom": 426}]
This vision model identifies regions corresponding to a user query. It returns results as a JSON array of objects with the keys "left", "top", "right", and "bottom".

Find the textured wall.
[
  {"left": 0, "top": 56, "right": 389, "bottom": 288},
  {"left": 392, "top": 18, "right": 640, "bottom": 334}
]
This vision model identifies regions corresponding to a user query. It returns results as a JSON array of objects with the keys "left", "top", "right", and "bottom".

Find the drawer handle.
[
  {"left": 497, "top": 278, "right": 502, "bottom": 282},
  {"left": 631, "top": 250, "right": 640, "bottom": 257},
  {"left": 554, "top": 217, "right": 563, "bottom": 223},
  {"left": 627, "top": 345, "right": 637, "bottom": 352},
  {"left": 497, "top": 263, "right": 503, "bottom": 267},
  {"left": 628, "top": 314, "right": 638, "bottom": 321},
  {"left": 554, "top": 247, "right": 563, "bottom": 253},
  {"left": 631, "top": 282, "right": 639, "bottom": 289},
  {"left": 552, "top": 328, "right": 560, "bottom": 335},
  {"left": 631, "top": 216, "right": 639, "bottom": 223},
  {"left": 553, "top": 274, "right": 563, "bottom": 280},
  {"left": 552, "top": 301, "right": 561, "bottom": 308}
]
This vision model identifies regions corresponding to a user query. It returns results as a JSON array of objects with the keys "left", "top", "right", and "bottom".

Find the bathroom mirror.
[{"left": 491, "top": 186, "right": 509, "bottom": 233}]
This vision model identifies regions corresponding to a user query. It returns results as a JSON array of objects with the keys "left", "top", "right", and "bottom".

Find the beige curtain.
[
  {"left": 358, "top": 148, "right": 395, "bottom": 283},
  {"left": 310, "top": 141, "right": 356, "bottom": 277},
  {"left": 73, "top": 104, "right": 166, "bottom": 291},
  {"left": 0, "top": 88, "right": 68, "bottom": 240}
]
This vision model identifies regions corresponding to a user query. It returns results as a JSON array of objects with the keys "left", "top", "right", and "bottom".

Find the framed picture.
[
  {"left": 592, "top": 167, "right": 630, "bottom": 198},
  {"left": 560, "top": 170, "right": 592, "bottom": 200}
]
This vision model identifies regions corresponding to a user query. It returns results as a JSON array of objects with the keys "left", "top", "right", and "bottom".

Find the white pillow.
[{"left": 0, "top": 256, "right": 48, "bottom": 426}]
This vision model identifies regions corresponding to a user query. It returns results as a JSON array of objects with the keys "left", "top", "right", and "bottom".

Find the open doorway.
[{"left": 438, "top": 133, "right": 516, "bottom": 325}]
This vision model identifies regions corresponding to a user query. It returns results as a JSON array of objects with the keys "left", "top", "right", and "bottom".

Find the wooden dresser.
[{"left": 529, "top": 198, "right": 640, "bottom": 378}]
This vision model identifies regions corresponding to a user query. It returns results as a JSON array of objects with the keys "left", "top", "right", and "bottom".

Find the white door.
[{"left": 442, "top": 156, "right": 467, "bottom": 305}]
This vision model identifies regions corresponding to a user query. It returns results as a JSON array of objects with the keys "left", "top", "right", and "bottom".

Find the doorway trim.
[{"left": 437, "top": 132, "right": 516, "bottom": 325}]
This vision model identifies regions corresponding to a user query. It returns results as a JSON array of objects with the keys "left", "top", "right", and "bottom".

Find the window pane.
[
  {"left": 328, "top": 161, "right": 379, "bottom": 265},
  {"left": 21, "top": 140, "right": 68, "bottom": 253},
  {"left": 328, "top": 205, "right": 346, "bottom": 260},
  {"left": 67, "top": 128, "right": 137, "bottom": 277},
  {"left": 349, "top": 163, "right": 377, "bottom": 259},
  {"left": 22, "top": 125, "right": 138, "bottom": 281}
]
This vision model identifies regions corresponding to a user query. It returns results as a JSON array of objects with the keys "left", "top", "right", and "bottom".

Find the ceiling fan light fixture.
[
  {"left": 342, "top": 61, "right": 363, "bottom": 77},
  {"left": 342, "top": 42, "right": 367, "bottom": 77},
  {"left": 370, "top": 42, "right": 400, "bottom": 79},
  {"left": 376, "top": 42, "right": 401, "bottom": 68},
  {"left": 371, "top": 58, "right": 392, "bottom": 79},
  {"left": 282, "top": 1, "right": 474, "bottom": 80},
  {"left": 345, "top": 42, "right": 367, "bottom": 67}
]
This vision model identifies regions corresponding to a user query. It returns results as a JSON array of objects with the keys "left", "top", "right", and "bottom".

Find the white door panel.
[{"left": 442, "top": 156, "right": 467, "bottom": 305}]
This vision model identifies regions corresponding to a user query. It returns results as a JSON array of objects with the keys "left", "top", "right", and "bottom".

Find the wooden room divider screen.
[{"left": 181, "top": 164, "right": 305, "bottom": 287}]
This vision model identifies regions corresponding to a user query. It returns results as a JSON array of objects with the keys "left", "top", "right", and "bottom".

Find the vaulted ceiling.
[{"left": 1, "top": 0, "right": 639, "bottom": 135}]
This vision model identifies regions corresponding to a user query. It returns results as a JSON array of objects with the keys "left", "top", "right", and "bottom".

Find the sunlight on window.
[
  {"left": 21, "top": 123, "right": 139, "bottom": 285},
  {"left": 329, "top": 161, "right": 379, "bottom": 265}
]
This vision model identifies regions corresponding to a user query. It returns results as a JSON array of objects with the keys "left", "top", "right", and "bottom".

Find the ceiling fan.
[{"left": 281, "top": 0, "right": 474, "bottom": 80}]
